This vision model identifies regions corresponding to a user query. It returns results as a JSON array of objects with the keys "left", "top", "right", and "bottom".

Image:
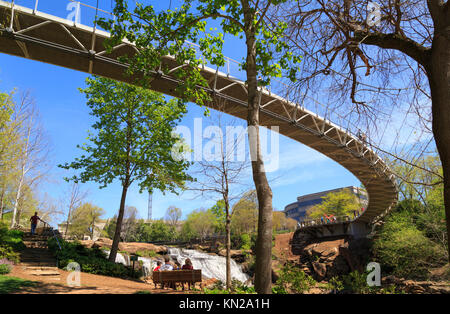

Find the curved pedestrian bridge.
[{"left": 0, "top": 1, "right": 398, "bottom": 228}]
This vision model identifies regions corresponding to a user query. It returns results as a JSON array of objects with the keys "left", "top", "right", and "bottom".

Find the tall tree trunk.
[
  {"left": 428, "top": 22, "right": 450, "bottom": 261},
  {"left": 242, "top": 3, "right": 274, "bottom": 293},
  {"left": 0, "top": 189, "right": 4, "bottom": 220},
  {"left": 65, "top": 209, "right": 72, "bottom": 240},
  {"left": 109, "top": 182, "right": 129, "bottom": 262},
  {"left": 225, "top": 198, "right": 231, "bottom": 290},
  {"left": 10, "top": 168, "right": 24, "bottom": 228}
]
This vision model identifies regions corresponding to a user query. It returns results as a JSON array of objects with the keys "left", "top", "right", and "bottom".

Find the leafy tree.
[
  {"left": 59, "top": 76, "right": 191, "bottom": 262},
  {"left": 306, "top": 190, "right": 361, "bottom": 219},
  {"left": 101, "top": 0, "right": 302, "bottom": 293},
  {"left": 231, "top": 196, "right": 258, "bottom": 236},
  {"left": 183, "top": 208, "right": 216, "bottom": 241},
  {"left": 272, "top": 211, "right": 297, "bottom": 232},
  {"left": 165, "top": 206, "right": 182, "bottom": 228},
  {"left": 147, "top": 220, "right": 177, "bottom": 242},
  {"left": 210, "top": 200, "right": 226, "bottom": 234},
  {"left": 7, "top": 93, "right": 51, "bottom": 229},
  {"left": 68, "top": 202, "right": 105, "bottom": 240}
]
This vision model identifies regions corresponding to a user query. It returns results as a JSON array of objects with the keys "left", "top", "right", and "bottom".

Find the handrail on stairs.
[{"left": 40, "top": 219, "right": 62, "bottom": 251}]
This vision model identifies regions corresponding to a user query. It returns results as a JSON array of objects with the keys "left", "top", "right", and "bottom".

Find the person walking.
[{"left": 30, "top": 212, "right": 41, "bottom": 235}]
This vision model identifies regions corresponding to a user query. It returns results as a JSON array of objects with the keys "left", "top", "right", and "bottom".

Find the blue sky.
[{"left": 1, "top": 0, "right": 361, "bottom": 223}]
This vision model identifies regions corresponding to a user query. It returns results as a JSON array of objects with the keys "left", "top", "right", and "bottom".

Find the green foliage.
[
  {"left": 273, "top": 263, "right": 316, "bottom": 294},
  {"left": 307, "top": 189, "right": 361, "bottom": 219},
  {"left": 209, "top": 200, "right": 226, "bottom": 234},
  {"left": 0, "top": 222, "right": 24, "bottom": 263},
  {"left": 0, "top": 264, "right": 11, "bottom": 275},
  {"left": 47, "top": 238, "right": 141, "bottom": 279},
  {"left": 182, "top": 208, "right": 215, "bottom": 240},
  {"left": 341, "top": 271, "right": 371, "bottom": 294},
  {"left": 203, "top": 279, "right": 256, "bottom": 294},
  {"left": 67, "top": 202, "right": 105, "bottom": 239},
  {"left": 135, "top": 250, "right": 158, "bottom": 258},
  {"left": 99, "top": 0, "right": 301, "bottom": 92},
  {"left": 0, "top": 246, "right": 20, "bottom": 264},
  {"left": 240, "top": 233, "right": 252, "bottom": 251},
  {"left": 374, "top": 154, "right": 448, "bottom": 280},
  {"left": 146, "top": 220, "right": 177, "bottom": 242},
  {"left": 329, "top": 271, "right": 402, "bottom": 294},
  {"left": 373, "top": 207, "right": 446, "bottom": 279},
  {"left": 59, "top": 76, "right": 191, "bottom": 194},
  {"left": 231, "top": 197, "right": 258, "bottom": 236}
]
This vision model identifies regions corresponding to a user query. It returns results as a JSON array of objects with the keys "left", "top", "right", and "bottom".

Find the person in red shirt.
[
  {"left": 153, "top": 261, "right": 162, "bottom": 272},
  {"left": 30, "top": 212, "right": 41, "bottom": 235}
]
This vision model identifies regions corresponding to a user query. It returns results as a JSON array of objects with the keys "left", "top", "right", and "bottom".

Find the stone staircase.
[{"left": 20, "top": 230, "right": 61, "bottom": 278}]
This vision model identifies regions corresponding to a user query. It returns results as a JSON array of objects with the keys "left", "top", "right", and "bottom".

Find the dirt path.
[
  {"left": 6, "top": 265, "right": 199, "bottom": 294},
  {"left": 273, "top": 232, "right": 297, "bottom": 261}
]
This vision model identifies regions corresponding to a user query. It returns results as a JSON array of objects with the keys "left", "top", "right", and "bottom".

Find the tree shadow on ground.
[
  {"left": 0, "top": 276, "right": 37, "bottom": 294},
  {"left": 0, "top": 275, "right": 100, "bottom": 294}
]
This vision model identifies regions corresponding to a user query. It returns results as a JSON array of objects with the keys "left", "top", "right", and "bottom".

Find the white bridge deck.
[{"left": 0, "top": 1, "right": 398, "bottom": 224}]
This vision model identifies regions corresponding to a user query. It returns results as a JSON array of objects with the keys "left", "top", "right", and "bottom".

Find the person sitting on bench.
[
  {"left": 182, "top": 258, "right": 194, "bottom": 290},
  {"left": 160, "top": 255, "right": 173, "bottom": 271}
]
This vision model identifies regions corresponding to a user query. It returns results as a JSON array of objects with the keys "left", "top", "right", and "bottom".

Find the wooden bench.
[{"left": 152, "top": 270, "right": 202, "bottom": 290}]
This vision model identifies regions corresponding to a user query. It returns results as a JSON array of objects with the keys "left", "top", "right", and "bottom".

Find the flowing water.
[
  {"left": 168, "top": 247, "right": 249, "bottom": 283},
  {"left": 104, "top": 248, "right": 249, "bottom": 284}
]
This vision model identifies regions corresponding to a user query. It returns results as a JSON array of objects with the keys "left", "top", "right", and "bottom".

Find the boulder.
[{"left": 312, "top": 261, "right": 327, "bottom": 280}]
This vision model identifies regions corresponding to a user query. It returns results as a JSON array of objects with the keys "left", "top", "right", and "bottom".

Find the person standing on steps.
[{"left": 30, "top": 212, "right": 41, "bottom": 235}]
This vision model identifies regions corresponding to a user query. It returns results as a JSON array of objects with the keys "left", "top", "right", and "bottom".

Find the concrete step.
[
  {"left": 21, "top": 259, "right": 56, "bottom": 263},
  {"left": 28, "top": 270, "right": 61, "bottom": 276},
  {"left": 25, "top": 266, "right": 59, "bottom": 271}
]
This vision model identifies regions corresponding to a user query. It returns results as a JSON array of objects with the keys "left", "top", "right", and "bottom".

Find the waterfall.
[
  {"left": 168, "top": 248, "right": 249, "bottom": 284},
  {"left": 138, "top": 257, "right": 155, "bottom": 278},
  {"left": 103, "top": 250, "right": 155, "bottom": 277}
]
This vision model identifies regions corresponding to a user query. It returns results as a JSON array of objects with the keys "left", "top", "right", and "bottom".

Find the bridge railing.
[{"left": 297, "top": 215, "right": 357, "bottom": 229}]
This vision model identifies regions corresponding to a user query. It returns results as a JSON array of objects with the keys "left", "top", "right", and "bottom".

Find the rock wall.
[{"left": 291, "top": 232, "right": 371, "bottom": 281}]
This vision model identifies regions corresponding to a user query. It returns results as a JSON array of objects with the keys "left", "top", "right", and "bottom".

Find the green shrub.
[
  {"left": 203, "top": 280, "right": 255, "bottom": 294},
  {"left": 0, "top": 222, "right": 25, "bottom": 252},
  {"left": 0, "top": 264, "right": 11, "bottom": 275},
  {"left": 135, "top": 250, "right": 158, "bottom": 258},
  {"left": 240, "top": 234, "right": 251, "bottom": 251},
  {"left": 0, "top": 246, "right": 20, "bottom": 264},
  {"left": 335, "top": 271, "right": 403, "bottom": 294},
  {"left": 341, "top": 271, "right": 372, "bottom": 294},
  {"left": 373, "top": 210, "right": 446, "bottom": 279},
  {"left": 273, "top": 263, "right": 316, "bottom": 294},
  {"left": 48, "top": 238, "right": 142, "bottom": 279}
]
